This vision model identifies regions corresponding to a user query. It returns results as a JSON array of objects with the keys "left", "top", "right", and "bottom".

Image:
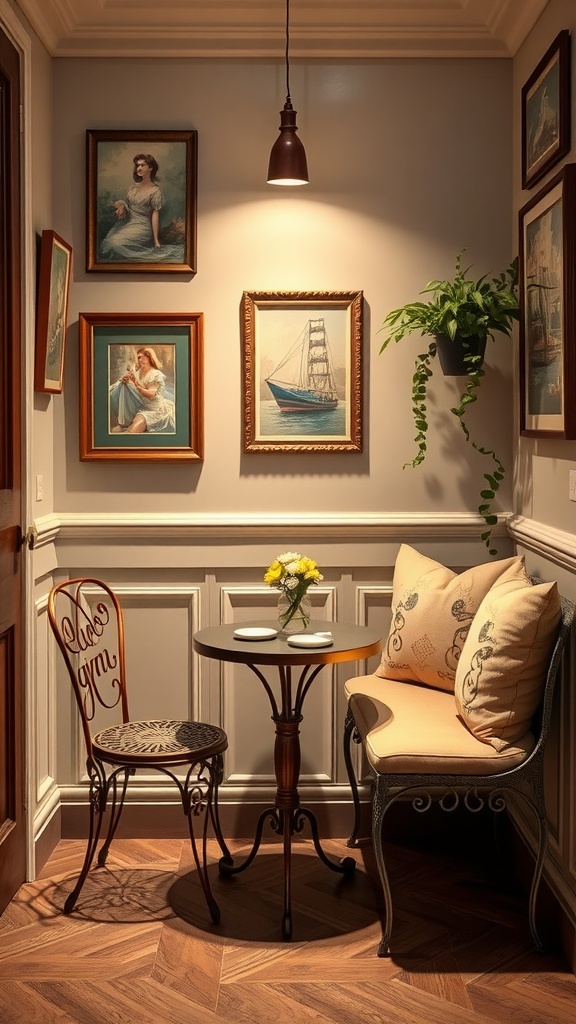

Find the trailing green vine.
[{"left": 379, "top": 252, "right": 519, "bottom": 554}]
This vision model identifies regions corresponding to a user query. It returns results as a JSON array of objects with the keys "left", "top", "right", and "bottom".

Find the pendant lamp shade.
[
  {"left": 267, "top": 100, "right": 309, "bottom": 185},
  {"left": 267, "top": 0, "right": 309, "bottom": 186}
]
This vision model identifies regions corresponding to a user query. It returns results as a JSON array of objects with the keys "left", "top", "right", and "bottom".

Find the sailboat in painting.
[
  {"left": 266, "top": 318, "right": 339, "bottom": 412},
  {"left": 527, "top": 276, "right": 562, "bottom": 368}
]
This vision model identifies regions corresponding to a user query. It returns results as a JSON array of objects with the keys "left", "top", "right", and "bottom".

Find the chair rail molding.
[
  {"left": 37, "top": 510, "right": 510, "bottom": 541},
  {"left": 507, "top": 515, "right": 576, "bottom": 573}
]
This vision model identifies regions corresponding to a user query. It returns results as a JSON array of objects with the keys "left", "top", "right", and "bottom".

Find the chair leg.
[
  {"left": 64, "top": 759, "right": 107, "bottom": 914},
  {"left": 344, "top": 706, "right": 362, "bottom": 848},
  {"left": 183, "top": 760, "right": 221, "bottom": 925},
  {"left": 372, "top": 776, "right": 394, "bottom": 957},
  {"left": 97, "top": 767, "right": 131, "bottom": 867},
  {"left": 209, "top": 753, "right": 233, "bottom": 865}
]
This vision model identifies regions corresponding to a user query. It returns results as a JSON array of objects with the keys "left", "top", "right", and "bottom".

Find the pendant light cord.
[{"left": 285, "top": 0, "right": 292, "bottom": 106}]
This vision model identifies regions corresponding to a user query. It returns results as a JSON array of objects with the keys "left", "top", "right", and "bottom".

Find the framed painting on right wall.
[
  {"left": 522, "top": 29, "right": 571, "bottom": 190},
  {"left": 519, "top": 163, "right": 576, "bottom": 438}
]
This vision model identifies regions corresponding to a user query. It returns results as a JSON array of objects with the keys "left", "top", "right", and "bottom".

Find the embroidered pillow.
[
  {"left": 454, "top": 575, "right": 561, "bottom": 751},
  {"left": 376, "top": 545, "right": 527, "bottom": 692}
]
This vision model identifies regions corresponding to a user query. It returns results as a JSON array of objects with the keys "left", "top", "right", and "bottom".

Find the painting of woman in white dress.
[
  {"left": 101, "top": 153, "right": 182, "bottom": 262},
  {"left": 109, "top": 345, "right": 176, "bottom": 434},
  {"left": 87, "top": 130, "right": 197, "bottom": 273},
  {"left": 79, "top": 312, "right": 203, "bottom": 461}
]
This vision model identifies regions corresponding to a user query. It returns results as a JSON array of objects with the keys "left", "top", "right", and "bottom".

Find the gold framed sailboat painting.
[
  {"left": 519, "top": 163, "right": 576, "bottom": 439},
  {"left": 242, "top": 290, "right": 363, "bottom": 452}
]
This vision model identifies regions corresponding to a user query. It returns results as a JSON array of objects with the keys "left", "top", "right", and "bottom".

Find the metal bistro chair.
[
  {"left": 48, "top": 577, "right": 230, "bottom": 923},
  {"left": 344, "top": 581, "right": 574, "bottom": 956}
]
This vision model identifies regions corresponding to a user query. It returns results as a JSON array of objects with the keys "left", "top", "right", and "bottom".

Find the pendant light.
[{"left": 267, "top": 0, "right": 309, "bottom": 186}]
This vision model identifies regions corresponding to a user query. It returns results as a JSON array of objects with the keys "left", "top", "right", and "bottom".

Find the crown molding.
[{"left": 14, "top": 1, "right": 549, "bottom": 59}]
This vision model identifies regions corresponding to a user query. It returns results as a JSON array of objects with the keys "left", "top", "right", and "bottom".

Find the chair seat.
[
  {"left": 345, "top": 674, "right": 534, "bottom": 776},
  {"left": 93, "top": 719, "right": 228, "bottom": 766}
]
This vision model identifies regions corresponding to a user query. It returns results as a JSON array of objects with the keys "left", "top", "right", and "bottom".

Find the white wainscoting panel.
[
  {"left": 219, "top": 585, "right": 338, "bottom": 785},
  {"left": 347, "top": 584, "right": 394, "bottom": 784},
  {"left": 30, "top": 595, "right": 59, "bottom": 862}
]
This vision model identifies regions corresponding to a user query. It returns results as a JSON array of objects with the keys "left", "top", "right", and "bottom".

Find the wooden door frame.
[{"left": 0, "top": 1, "right": 34, "bottom": 888}]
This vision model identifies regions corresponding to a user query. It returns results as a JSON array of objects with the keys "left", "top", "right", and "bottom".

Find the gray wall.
[{"left": 43, "top": 55, "right": 513, "bottom": 518}]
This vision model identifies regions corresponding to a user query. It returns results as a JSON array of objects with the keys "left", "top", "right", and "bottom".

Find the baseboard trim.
[
  {"left": 61, "top": 798, "right": 362, "bottom": 842},
  {"left": 33, "top": 805, "right": 61, "bottom": 877}
]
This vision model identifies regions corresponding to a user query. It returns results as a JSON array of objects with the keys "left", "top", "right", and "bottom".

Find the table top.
[{"left": 193, "top": 620, "right": 382, "bottom": 667}]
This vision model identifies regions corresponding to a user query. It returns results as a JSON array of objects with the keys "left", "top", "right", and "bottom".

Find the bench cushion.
[
  {"left": 455, "top": 575, "right": 561, "bottom": 751},
  {"left": 345, "top": 673, "right": 534, "bottom": 776},
  {"left": 376, "top": 544, "right": 526, "bottom": 693}
]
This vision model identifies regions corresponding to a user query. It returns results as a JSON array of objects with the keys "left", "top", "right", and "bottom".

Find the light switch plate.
[{"left": 569, "top": 470, "right": 576, "bottom": 502}]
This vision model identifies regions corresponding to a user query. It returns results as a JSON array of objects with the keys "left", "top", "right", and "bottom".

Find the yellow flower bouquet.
[{"left": 264, "top": 551, "right": 323, "bottom": 632}]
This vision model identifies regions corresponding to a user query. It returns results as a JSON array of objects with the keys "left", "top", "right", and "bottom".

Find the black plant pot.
[{"left": 435, "top": 334, "right": 486, "bottom": 376}]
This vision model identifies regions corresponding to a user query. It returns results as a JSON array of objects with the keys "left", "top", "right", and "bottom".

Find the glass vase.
[{"left": 277, "top": 592, "right": 311, "bottom": 634}]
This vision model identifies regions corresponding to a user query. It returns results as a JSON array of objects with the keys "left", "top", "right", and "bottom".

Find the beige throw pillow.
[
  {"left": 454, "top": 573, "right": 561, "bottom": 751},
  {"left": 377, "top": 545, "right": 527, "bottom": 692}
]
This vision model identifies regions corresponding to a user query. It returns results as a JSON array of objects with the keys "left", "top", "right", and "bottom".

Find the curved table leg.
[
  {"left": 218, "top": 806, "right": 280, "bottom": 876},
  {"left": 297, "top": 808, "right": 356, "bottom": 877}
]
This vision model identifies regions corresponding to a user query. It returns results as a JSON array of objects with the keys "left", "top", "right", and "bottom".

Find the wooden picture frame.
[
  {"left": 519, "top": 163, "right": 576, "bottom": 439},
  {"left": 242, "top": 290, "right": 363, "bottom": 452},
  {"left": 34, "top": 229, "right": 72, "bottom": 393},
  {"left": 522, "top": 29, "right": 571, "bottom": 190},
  {"left": 86, "top": 129, "right": 197, "bottom": 273},
  {"left": 79, "top": 312, "right": 203, "bottom": 460}
]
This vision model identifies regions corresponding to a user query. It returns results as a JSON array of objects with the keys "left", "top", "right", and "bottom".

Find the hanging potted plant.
[{"left": 379, "top": 251, "right": 519, "bottom": 554}]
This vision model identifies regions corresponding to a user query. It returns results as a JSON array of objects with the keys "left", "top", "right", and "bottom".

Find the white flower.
[{"left": 278, "top": 550, "right": 301, "bottom": 565}]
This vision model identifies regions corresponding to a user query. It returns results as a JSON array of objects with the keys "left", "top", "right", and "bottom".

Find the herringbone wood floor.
[{"left": 1, "top": 820, "right": 575, "bottom": 1024}]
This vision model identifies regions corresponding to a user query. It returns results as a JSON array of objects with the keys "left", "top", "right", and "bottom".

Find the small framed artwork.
[
  {"left": 34, "top": 230, "right": 72, "bottom": 393},
  {"left": 86, "top": 129, "right": 197, "bottom": 273},
  {"left": 79, "top": 312, "right": 203, "bottom": 460},
  {"left": 242, "top": 290, "right": 363, "bottom": 452},
  {"left": 522, "top": 29, "right": 571, "bottom": 190},
  {"left": 519, "top": 163, "right": 576, "bottom": 438}
]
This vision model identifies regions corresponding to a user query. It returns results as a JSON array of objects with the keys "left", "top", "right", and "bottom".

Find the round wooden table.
[{"left": 193, "top": 620, "right": 381, "bottom": 939}]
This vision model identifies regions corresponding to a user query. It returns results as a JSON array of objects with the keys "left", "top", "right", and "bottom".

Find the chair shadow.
[
  {"left": 37, "top": 867, "right": 178, "bottom": 924},
  {"left": 32, "top": 846, "right": 382, "bottom": 943}
]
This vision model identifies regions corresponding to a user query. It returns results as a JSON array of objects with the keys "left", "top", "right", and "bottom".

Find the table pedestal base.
[
  {"left": 219, "top": 805, "right": 356, "bottom": 939},
  {"left": 219, "top": 660, "right": 357, "bottom": 938}
]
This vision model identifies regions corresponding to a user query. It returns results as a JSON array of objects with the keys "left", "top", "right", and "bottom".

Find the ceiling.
[{"left": 16, "top": 0, "right": 549, "bottom": 59}]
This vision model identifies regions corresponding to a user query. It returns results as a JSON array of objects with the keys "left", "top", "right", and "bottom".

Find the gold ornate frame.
[{"left": 242, "top": 290, "right": 363, "bottom": 453}]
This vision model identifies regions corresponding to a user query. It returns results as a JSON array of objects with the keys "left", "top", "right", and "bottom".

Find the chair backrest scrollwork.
[{"left": 48, "top": 578, "right": 130, "bottom": 755}]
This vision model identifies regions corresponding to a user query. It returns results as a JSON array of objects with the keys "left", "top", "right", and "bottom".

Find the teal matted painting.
[{"left": 79, "top": 312, "right": 203, "bottom": 460}]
